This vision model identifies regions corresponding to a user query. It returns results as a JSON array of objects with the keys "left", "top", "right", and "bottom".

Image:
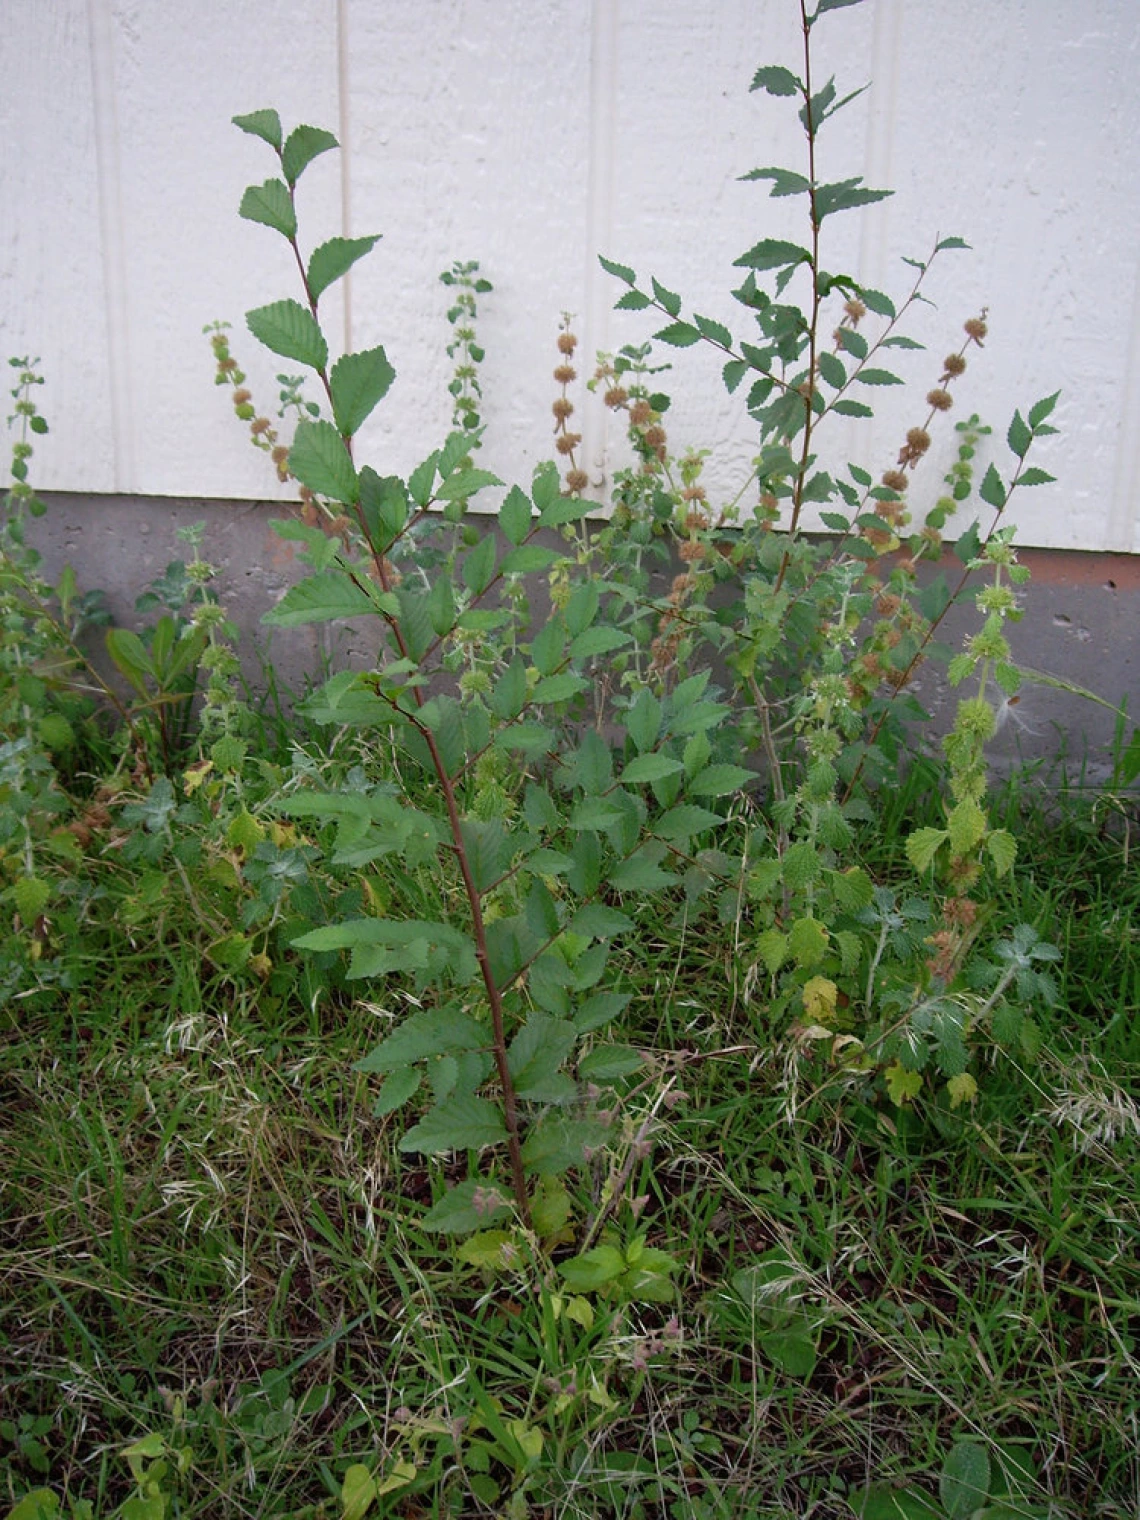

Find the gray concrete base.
[{"left": 22, "top": 492, "right": 1140, "bottom": 789}]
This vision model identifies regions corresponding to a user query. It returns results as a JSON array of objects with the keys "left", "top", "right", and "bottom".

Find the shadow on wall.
[{"left": 29, "top": 492, "right": 1139, "bottom": 788}]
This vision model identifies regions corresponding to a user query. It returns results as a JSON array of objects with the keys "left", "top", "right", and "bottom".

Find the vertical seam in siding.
[
  {"left": 1108, "top": 263, "right": 1140, "bottom": 553},
  {"left": 584, "top": 0, "right": 618, "bottom": 498},
  {"left": 87, "top": 0, "right": 134, "bottom": 492},
  {"left": 337, "top": 0, "right": 353, "bottom": 356}
]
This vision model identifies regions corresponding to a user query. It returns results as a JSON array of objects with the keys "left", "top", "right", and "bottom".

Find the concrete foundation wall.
[{"left": 27, "top": 492, "right": 1138, "bottom": 789}]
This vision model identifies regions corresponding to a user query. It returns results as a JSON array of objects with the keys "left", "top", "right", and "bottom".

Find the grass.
[{"left": 2, "top": 766, "right": 1138, "bottom": 1519}]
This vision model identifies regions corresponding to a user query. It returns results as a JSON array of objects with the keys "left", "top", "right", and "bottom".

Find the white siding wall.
[{"left": 1, "top": 0, "right": 1138, "bottom": 551}]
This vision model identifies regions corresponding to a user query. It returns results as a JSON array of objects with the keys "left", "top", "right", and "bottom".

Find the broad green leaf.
[
  {"left": 1018, "top": 467, "right": 1055, "bottom": 487},
  {"left": 421, "top": 1177, "right": 512, "bottom": 1233},
  {"left": 831, "top": 398, "right": 872, "bottom": 417},
  {"left": 308, "top": 234, "right": 381, "bottom": 299},
  {"left": 616, "top": 289, "right": 652, "bottom": 310},
  {"left": 781, "top": 841, "right": 821, "bottom": 890},
  {"left": 262, "top": 568, "right": 393, "bottom": 626},
  {"left": 750, "top": 64, "right": 800, "bottom": 96},
  {"left": 507, "top": 1013, "right": 578, "bottom": 1100},
  {"left": 238, "top": 178, "right": 296, "bottom": 238},
  {"left": 653, "top": 802, "right": 724, "bottom": 840},
  {"left": 885, "top": 1062, "right": 923, "bottom": 1105},
  {"left": 787, "top": 916, "right": 828, "bottom": 968},
  {"left": 741, "top": 166, "right": 810, "bottom": 196},
  {"left": 1007, "top": 409, "right": 1032, "bottom": 459},
  {"left": 232, "top": 108, "right": 282, "bottom": 148},
  {"left": 246, "top": 298, "right": 327, "bottom": 370},
  {"left": 498, "top": 484, "right": 533, "bottom": 545},
  {"left": 817, "top": 350, "right": 846, "bottom": 389},
  {"left": 569, "top": 904, "right": 634, "bottom": 940},
  {"left": 906, "top": 825, "right": 948, "bottom": 875},
  {"left": 533, "top": 672, "right": 587, "bottom": 704},
  {"left": 813, "top": 178, "right": 892, "bottom": 220},
  {"left": 281, "top": 123, "right": 338, "bottom": 185},
  {"left": 609, "top": 851, "right": 674, "bottom": 893},
  {"left": 733, "top": 238, "right": 812, "bottom": 272},
  {"left": 855, "top": 368, "right": 903, "bottom": 386},
  {"left": 598, "top": 254, "right": 636, "bottom": 284},
  {"left": 287, "top": 419, "right": 358, "bottom": 503},
  {"left": 568, "top": 625, "right": 630, "bottom": 660},
  {"left": 940, "top": 1439, "right": 991, "bottom": 1520},
  {"left": 399, "top": 1092, "right": 507, "bottom": 1154},
  {"left": 763, "top": 1328, "right": 818, "bottom": 1378},
  {"left": 1027, "top": 390, "right": 1060, "bottom": 428},
  {"left": 625, "top": 688, "right": 661, "bottom": 753},
  {"left": 578, "top": 1044, "right": 644, "bottom": 1082},
  {"left": 621, "top": 752, "right": 684, "bottom": 785},
  {"left": 947, "top": 798, "right": 986, "bottom": 855},
  {"left": 979, "top": 462, "right": 1007, "bottom": 508},
  {"left": 986, "top": 828, "right": 1018, "bottom": 876},
  {"left": 522, "top": 1115, "right": 611, "bottom": 1175},
  {"left": 371, "top": 1065, "right": 422, "bottom": 1116},
  {"left": 572, "top": 990, "right": 631, "bottom": 1034},
  {"left": 689, "top": 763, "right": 757, "bottom": 797},
  {"left": 462, "top": 532, "right": 497, "bottom": 595},
  {"left": 491, "top": 656, "right": 528, "bottom": 720},
  {"left": 105, "top": 626, "right": 155, "bottom": 694},
  {"left": 501, "top": 544, "right": 560, "bottom": 576},
  {"left": 859, "top": 286, "right": 896, "bottom": 318},
  {"left": 694, "top": 312, "right": 733, "bottom": 347},
  {"left": 460, "top": 817, "right": 508, "bottom": 893},
  {"left": 650, "top": 275, "right": 682, "bottom": 315},
  {"left": 654, "top": 321, "right": 701, "bottom": 347},
  {"left": 558, "top": 1245, "right": 626, "bottom": 1292},
  {"left": 330, "top": 346, "right": 395, "bottom": 436},
  {"left": 850, "top": 1484, "right": 940, "bottom": 1520},
  {"left": 436, "top": 466, "right": 502, "bottom": 502}
]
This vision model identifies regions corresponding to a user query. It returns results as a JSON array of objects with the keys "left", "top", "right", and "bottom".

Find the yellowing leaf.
[
  {"left": 885, "top": 1062, "right": 923, "bottom": 1105},
  {"left": 802, "top": 975, "right": 838, "bottom": 1024},
  {"left": 947, "top": 1072, "right": 978, "bottom": 1109},
  {"left": 375, "top": 1459, "right": 418, "bottom": 1497}
]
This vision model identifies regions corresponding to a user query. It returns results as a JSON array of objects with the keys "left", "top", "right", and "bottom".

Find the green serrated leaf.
[
  {"left": 436, "top": 466, "right": 503, "bottom": 503},
  {"left": 940, "top": 1439, "right": 991, "bottom": 1520},
  {"left": 287, "top": 418, "right": 358, "bottom": 503},
  {"left": 621, "top": 752, "right": 684, "bottom": 785},
  {"left": 307, "top": 234, "right": 381, "bottom": 300},
  {"left": 421, "top": 1177, "right": 512, "bottom": 1233},
  {"left": 239, "top": 178, "right": 296, "bottom": 238},
  {"left": 233, "top": 109, "right": 283, "bottom": 148},
  {"left": 330, "top": 346, "right": 395, "bottom": 436},
  {"left": 655, "top": 322, "right": 701, "bottom": 348},
  {"left": 986, "top": 828, "right": 1018, "bottom": 877},
  {"left": 598, "top": 254, "right": 636, "bottom": 285},
  {"left": 947, "top": 798, "right": 987, "bottom": 856},
  {"left": 694, "top": 313, "right": 733, "bottom": 347},
  {"left": 855, "top": 368, "right": 903, "bottom": 386},
  {"left": 1027, "top": 390, "right": 1060, "bottom": 428},
  {"left": 906, "top": 825, "right": 948, "bottom": 875},
  {"left": 246, "top": 298, "right": 327, "bottom": 370},
  {"left": 1006, "top": 410, "right": 1032, "bottom": 459},
  {"left": 650, "top": 276, "right": 682, "bottom": 316},
  {"left": 1017, "top": 467, "right": 1055, "bottom": 487},
  {"left": 262, "top": 568, "right": 392, "bottom": 626},
  {"left": 399, "top": 1092, "right": 507, "bottom": 1154},
  {"left": 750, "top": 64, "right": 801, "bottom": 96},
  {"left": 817, "top": 350, "right": 846, "bottom": 389},
  {"left": 689, "top": 763, "right": 757, "bottom": 797},
  {"left": 756, "top": 928, "right": 788, "bottom": 975},
  {"left": 498, "top": 485, "right": 533, "bottom": 545},
  {"left": 979, "top": 462, "right": 1007, "bottom": 508},
  {"left": 733, "top": 238, "right": 812, "bottom": 272},
  {"left": 281, "top": 123, "right": 338, "bottom": 185}
]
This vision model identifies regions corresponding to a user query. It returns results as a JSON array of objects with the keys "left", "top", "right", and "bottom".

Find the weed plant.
[{"left": 2, "top": 3, "right": 1137, "bottom": 1517}]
